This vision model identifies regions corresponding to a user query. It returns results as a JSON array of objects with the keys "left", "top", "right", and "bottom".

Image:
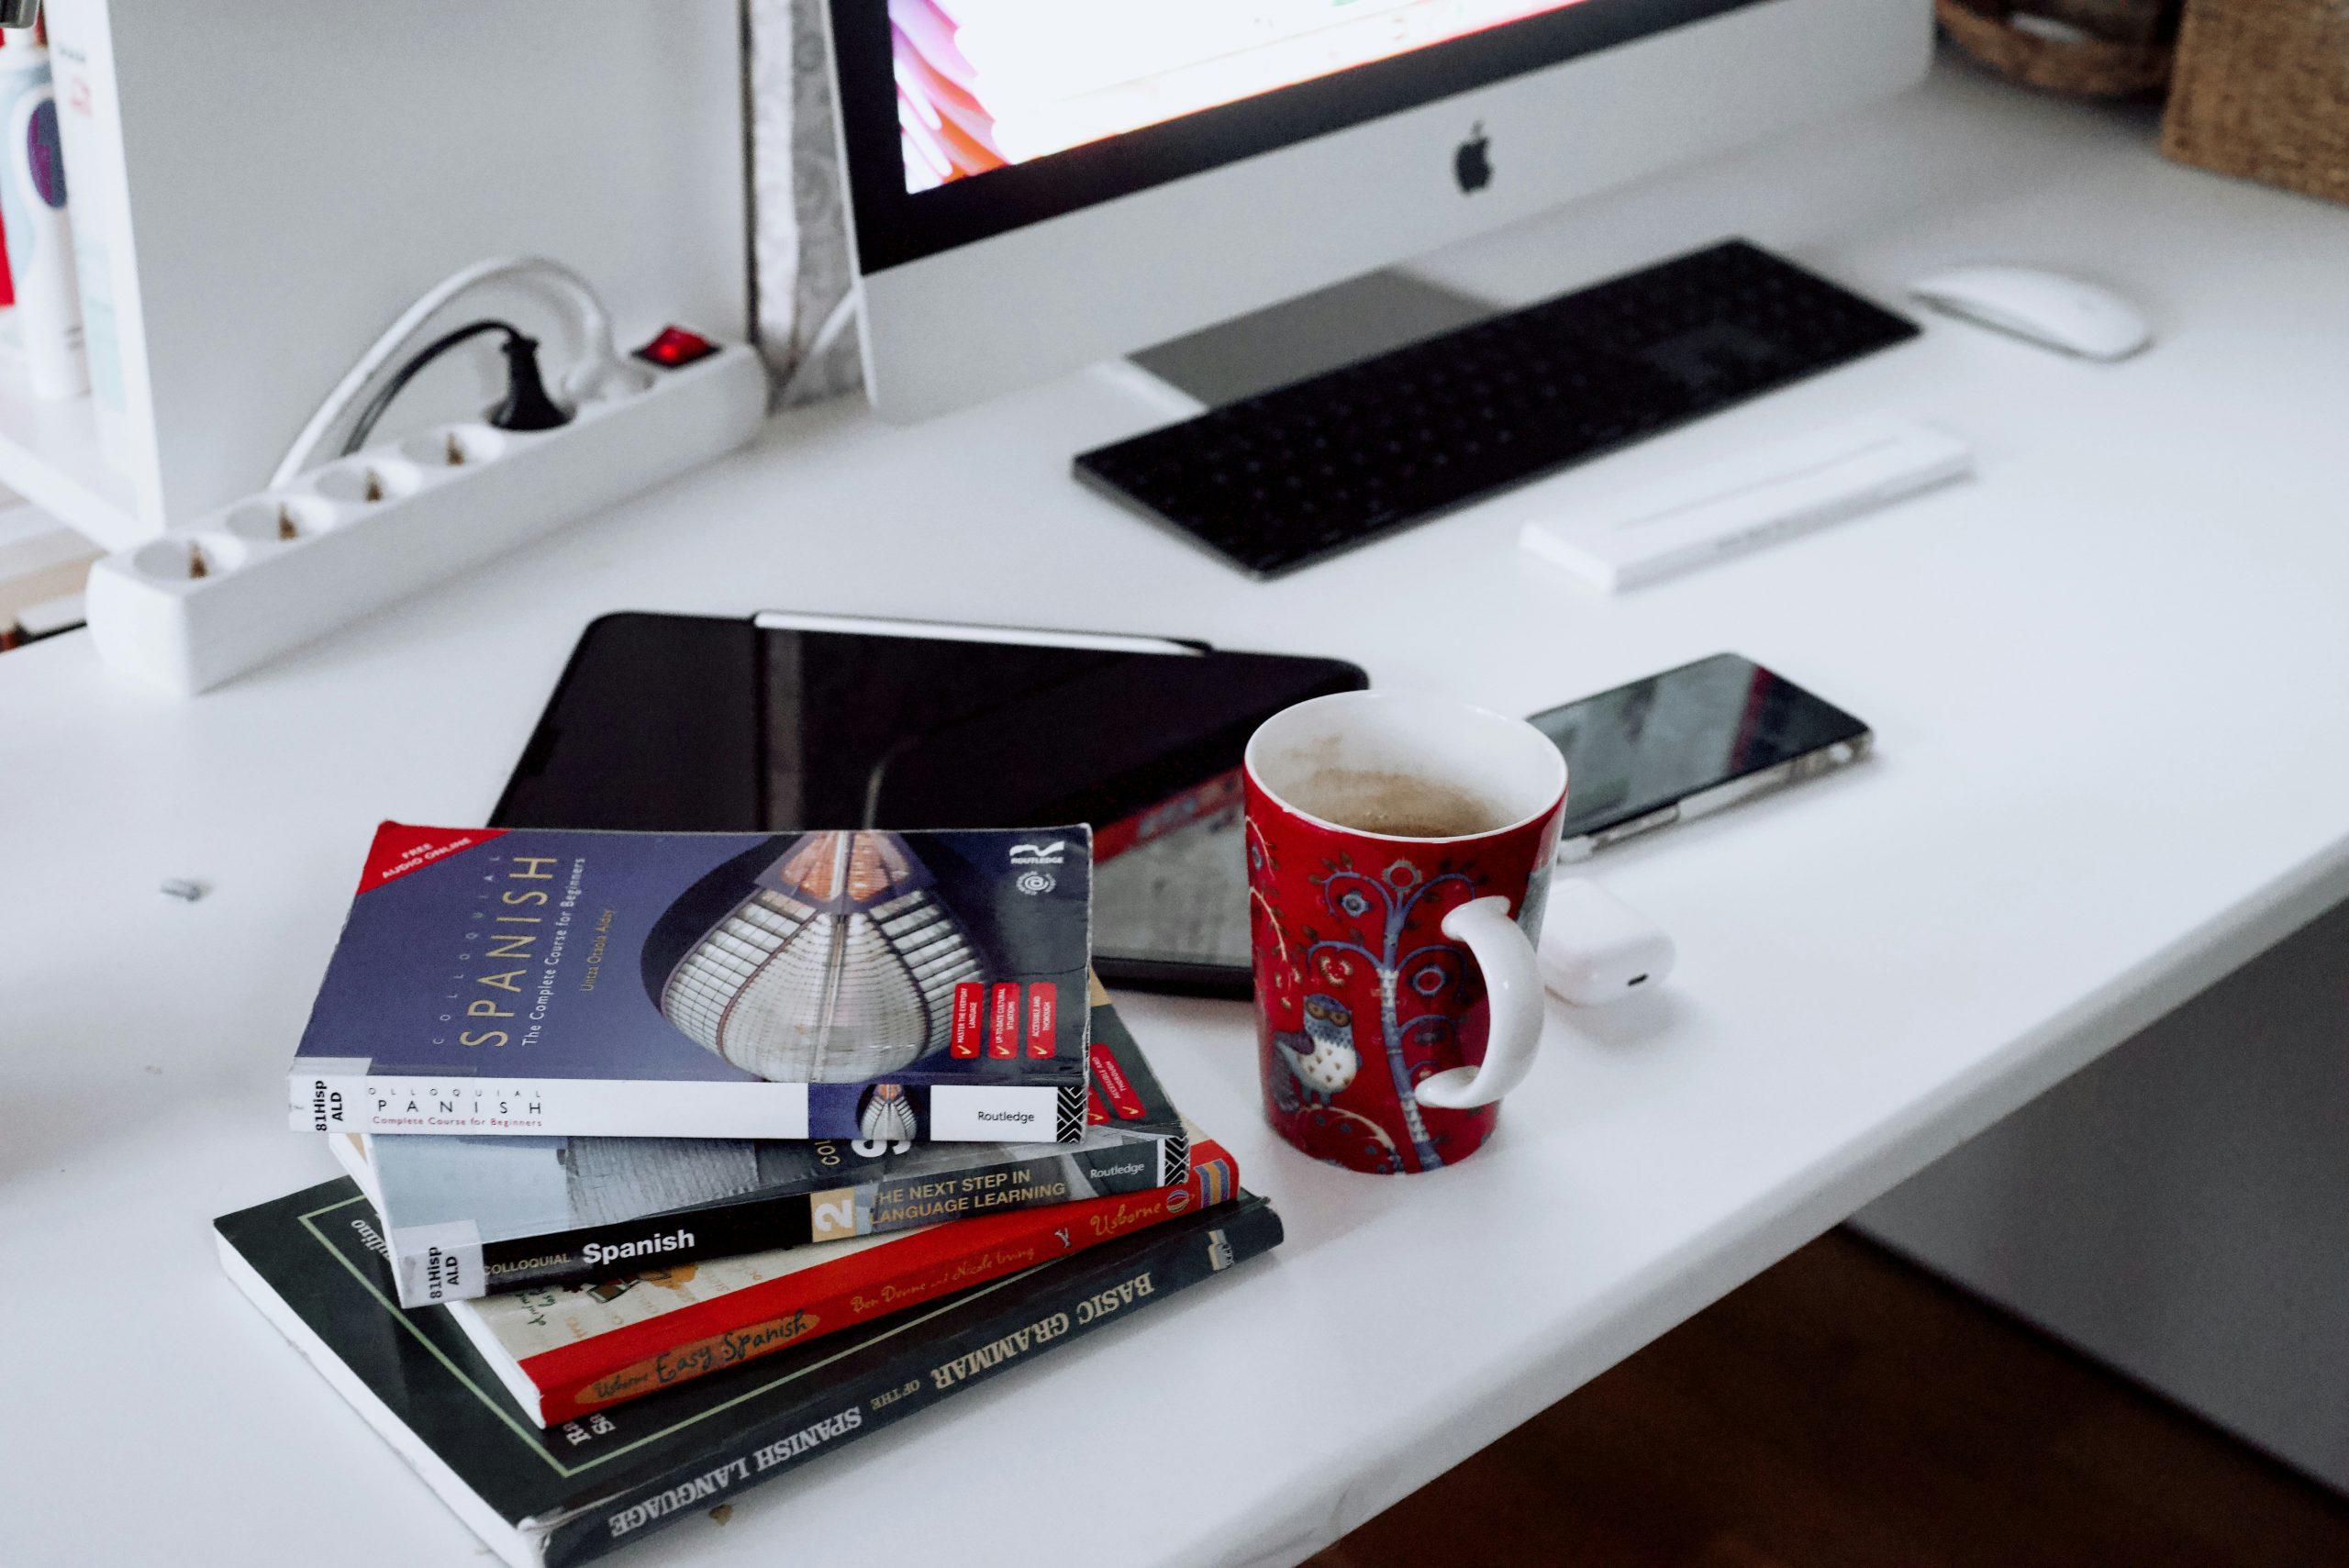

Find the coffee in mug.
[{"left": 1279, "top": 767, "right": 1508, "bottom": 840}]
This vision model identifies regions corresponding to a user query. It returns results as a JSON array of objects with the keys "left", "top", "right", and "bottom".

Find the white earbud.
[{"left": 1538, "top": 879, "right": 1675, "bottom": 1006}]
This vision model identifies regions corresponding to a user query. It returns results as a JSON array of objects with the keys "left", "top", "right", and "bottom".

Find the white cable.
[
  {"left": 778, "top": 286, "right": 861, "bottom": 404},
  {"left": 272, "top": 256, "right": 651, "bottom": 488}
]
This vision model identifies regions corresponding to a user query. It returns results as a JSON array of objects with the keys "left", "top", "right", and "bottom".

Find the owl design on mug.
[{"left": 1273, "top": 994, "right": 1360, "bottom": 1104}]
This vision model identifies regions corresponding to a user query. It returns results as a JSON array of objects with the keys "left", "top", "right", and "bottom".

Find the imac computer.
[{"left": 825, "top": 1, "right": 1934, "bottom": 572}]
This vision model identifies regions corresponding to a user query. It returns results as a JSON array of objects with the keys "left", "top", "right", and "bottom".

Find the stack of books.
[{"left": 220, "top": 822, "right": 1280, "bottom": 1567}]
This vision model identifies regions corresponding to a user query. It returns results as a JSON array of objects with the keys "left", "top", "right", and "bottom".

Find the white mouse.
[{"left": 1909, "top": 264, "right": 2152, "bottom": 361}]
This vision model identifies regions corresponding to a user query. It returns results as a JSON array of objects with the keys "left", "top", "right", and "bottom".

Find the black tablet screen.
[{"left": 492, "top": 612, "right": 1364, "bottom": 992}]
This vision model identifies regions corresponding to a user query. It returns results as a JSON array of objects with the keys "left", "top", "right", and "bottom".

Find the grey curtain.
[{"left": 750, "top": 0, "right": 863, "bottom": 405}]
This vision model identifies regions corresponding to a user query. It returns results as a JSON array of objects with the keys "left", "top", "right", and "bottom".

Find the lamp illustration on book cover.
[{"left": 647, "top": 830, "right": 985, "bottom": 1118}]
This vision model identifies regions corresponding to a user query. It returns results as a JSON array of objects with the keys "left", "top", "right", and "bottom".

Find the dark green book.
[{"left": 215, "top": 1177, "right": 1281, "bottom": 1566}]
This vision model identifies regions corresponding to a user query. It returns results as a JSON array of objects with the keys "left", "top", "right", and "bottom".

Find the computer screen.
[
  {"left": 833, "top": 0, "right": 1772, "bottom": 272},
  {"left": 829, "top": 0, "right": 1925, "bottom": 419},
  {"left": 890, "top": 1, "right": 1595, "bottom": 191}
]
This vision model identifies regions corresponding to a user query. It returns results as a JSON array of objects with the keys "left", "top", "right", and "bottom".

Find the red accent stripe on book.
[
  {"left": 355, "top": 821, "right": 507, "bottom": 894},
  {"left": 986, "top": 984, "right": 1019, "bottom": 1058},
  {"left": 1089, "top": 1041, "right": 1147, "bottom": 1120},
  {"left": 1025, "top": 982, "right": 1057, "bottom": 1058},
  {"left": 951, "top": 982, "right": 985, "bottom": 1058},
  {"left": 520, "top": 1140, "right": 1240, "bottom": 1423}
]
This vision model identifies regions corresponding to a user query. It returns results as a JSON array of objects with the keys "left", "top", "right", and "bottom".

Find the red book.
[{"left": 449, "top": 1136, "right": 1237, "bottom": 1428}]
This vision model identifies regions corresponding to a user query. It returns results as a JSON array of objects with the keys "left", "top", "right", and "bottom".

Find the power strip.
[{"left": 87, "top": 344, "right": 768, "bottom": 695}]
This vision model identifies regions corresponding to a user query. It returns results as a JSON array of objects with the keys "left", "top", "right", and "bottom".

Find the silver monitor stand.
[{"left": 1127, "top": 271, "right": 1497, "bottom": 408}]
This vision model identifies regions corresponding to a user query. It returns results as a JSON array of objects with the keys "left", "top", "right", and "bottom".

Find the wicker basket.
[
  {"left": 1936, "top": 0, "right": 2178, "bottom": 95},
  {"left": 2163, "top": 0, "right": 2349, "bottom": 206}
]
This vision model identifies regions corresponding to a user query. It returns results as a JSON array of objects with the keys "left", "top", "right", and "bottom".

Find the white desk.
[{"left": 6, "top": 57, "right": 2348, "bottom": 1568}]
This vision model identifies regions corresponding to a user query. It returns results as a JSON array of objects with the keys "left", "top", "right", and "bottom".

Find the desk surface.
[{"left": 6, "top": 57, "right": 2349, "bottom": 1568}]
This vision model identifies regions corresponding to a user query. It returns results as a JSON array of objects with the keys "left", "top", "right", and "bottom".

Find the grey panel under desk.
[{"left": 1855, "top": 898, "right": 2349, "bottom": 1493}]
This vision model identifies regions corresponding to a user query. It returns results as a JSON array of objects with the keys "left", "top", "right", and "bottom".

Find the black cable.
[
  {"left": 340, "top": 319, "right": 511, "bottom": 456},
  {"left": 340, "top": 318, "right": 570, "bottom": 456}
]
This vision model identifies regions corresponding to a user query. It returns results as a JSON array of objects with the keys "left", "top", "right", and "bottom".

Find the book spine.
[
  {"left": 290, "top": 1073, "right": 816, "bottom": 1140},
  {"left": 529, "top": 1144, "right": 1236, "bottom": 1425},
  {"left": 295, "top": 1073, "right": 1084, "bottom": 1143},
  {"left": 920, "top": 1083, "right": 1085, "bottom": 1144},
  {"left": 289, "top": 1065, "right": 369, "bottom": 1133},
  {"left": 1063, "top": 1124, "right": 1186, "bottom": 1192},
  {"left": 388, "top": 1127, "right": 1188, "bottom": 1305},
  {"left": 1141, "top": 1122, "right": 1192, "bottom": 1187},
  {"left": 849, "top": 1129, "right": 1188, "bottom": 1232},
  {"left": 406, "top": 1203, "right": 816, "bottom": 1306},
  {"left": 535, "top": 1199, "right": 1285, "bottom": 1568}
]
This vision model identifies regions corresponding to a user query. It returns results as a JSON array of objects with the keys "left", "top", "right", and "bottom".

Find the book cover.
[
  {"left": 216, "top": 1177, "right": 1280, "bottom": 1568},
  {"left": 447, "top": 1137, "right": 1238, "bottom": 1427},
  {"left": 288, "top": 822, "right": 1093, "bottom": 1142},
  {"left": 347, "top": 984, "right": 1191, "bottom": 1307}
]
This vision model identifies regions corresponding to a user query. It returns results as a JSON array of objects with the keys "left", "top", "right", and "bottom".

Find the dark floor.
[{"left": 1308, "top": 1229, "right": 2349, "bottom": 1568}]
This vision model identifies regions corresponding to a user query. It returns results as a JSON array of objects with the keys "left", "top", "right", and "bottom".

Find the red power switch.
[{"left": 633, "top": 326, "right": 719, "bottom": 369}]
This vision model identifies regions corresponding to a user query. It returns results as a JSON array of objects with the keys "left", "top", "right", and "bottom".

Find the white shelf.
[{"left": 0, "top": 355, "right": 143, "bottom": 549}]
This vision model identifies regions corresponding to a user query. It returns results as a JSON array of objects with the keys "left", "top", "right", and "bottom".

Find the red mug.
[{"left": 1243, "top": 691, "right": 1566, "bottom": 1173}]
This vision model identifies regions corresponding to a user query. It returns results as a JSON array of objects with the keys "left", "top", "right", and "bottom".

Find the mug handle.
[{"left": 1413, "top": 895, "right": 1544, "bottom": 1110}]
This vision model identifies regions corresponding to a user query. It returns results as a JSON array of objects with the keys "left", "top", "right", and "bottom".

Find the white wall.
[{"left": 1858, "top": 899, "right": 2349, "bottom": 1489}]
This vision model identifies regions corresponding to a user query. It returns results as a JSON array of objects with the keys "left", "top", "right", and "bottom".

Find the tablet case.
[{"left": 491, "top": 611, "right": 1365, "bottom": 995}]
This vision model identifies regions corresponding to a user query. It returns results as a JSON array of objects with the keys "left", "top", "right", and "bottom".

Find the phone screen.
[{"left": 1531, "top": 653, "right": 1868, "bottom": 841}]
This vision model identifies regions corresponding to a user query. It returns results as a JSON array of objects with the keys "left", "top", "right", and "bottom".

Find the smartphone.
[{"left": 1531, "top": 652, "right": 1872, "bottom": 861}]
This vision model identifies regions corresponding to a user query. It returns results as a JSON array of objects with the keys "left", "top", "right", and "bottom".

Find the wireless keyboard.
[{"left": 1073, "top": 239, "right": 1920, "bottom": 578}]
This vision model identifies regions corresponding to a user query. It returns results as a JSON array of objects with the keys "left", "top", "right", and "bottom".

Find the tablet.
[{"left": 492, "top": 610, "right": 1366, "bottom": 994}]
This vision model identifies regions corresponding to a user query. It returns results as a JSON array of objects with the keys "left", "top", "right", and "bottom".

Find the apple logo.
[{"left": 1454, "top": 122, "right": 1492, "bottom": 194}]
